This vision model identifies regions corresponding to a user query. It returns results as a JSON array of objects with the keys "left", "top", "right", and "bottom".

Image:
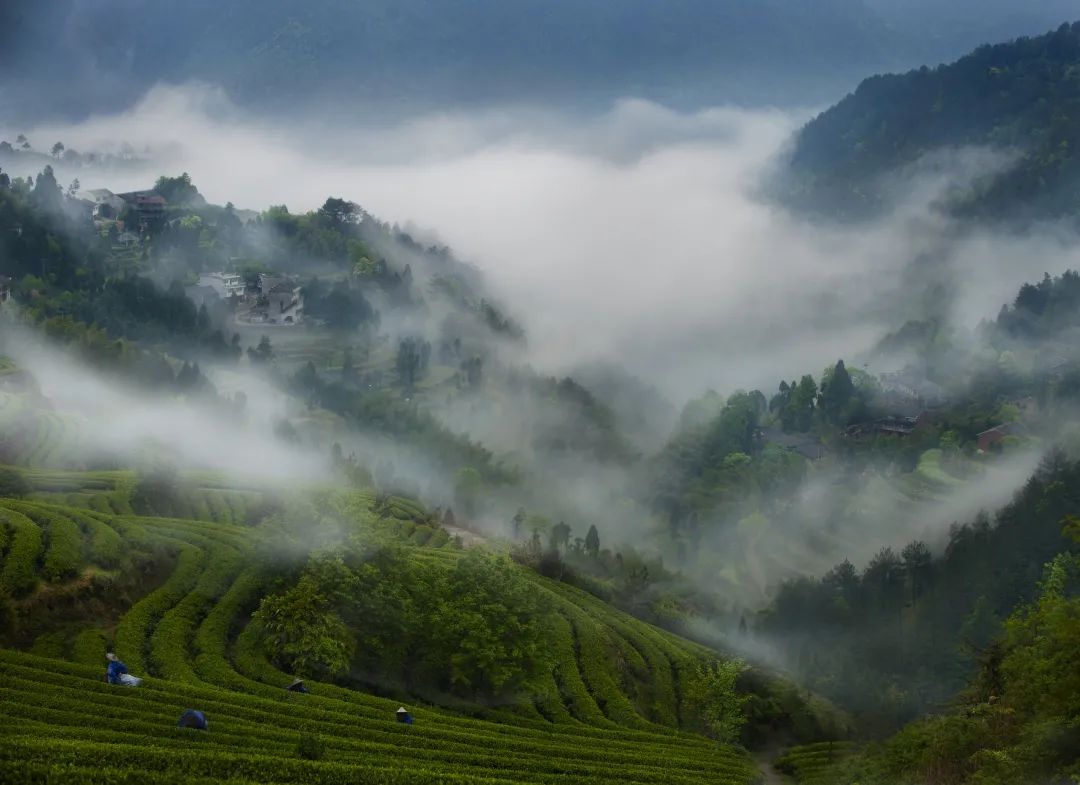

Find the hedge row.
[
  {"left": 0, "top": 663, "right": 754, "bottom": 784},
  {"left": 0, "top": 684, "right": 733, "bottom": 785},
  {"left": 0, "top": 506, "right": 43, "bottom": 595},
  {"left": 7, "top": 503, "right": 84, "bottom": 581},
  {"left": 114, "top": 544, "right": 205, "bottom": 673},
  {"left": 151, "top": 546, "right": 244, "bottom": 682},
  {"left": 0, "top": 646, "right": 746, "bottom": 773}
]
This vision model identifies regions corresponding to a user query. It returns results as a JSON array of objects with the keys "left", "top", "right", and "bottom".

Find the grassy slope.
[{"left": 0, "top": 479, "right": 762, "bottom": 784}]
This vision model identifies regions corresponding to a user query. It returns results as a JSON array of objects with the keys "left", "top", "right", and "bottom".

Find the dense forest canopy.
[{"left": 786, "top": 21, "right": 1080, "bottom": 223}]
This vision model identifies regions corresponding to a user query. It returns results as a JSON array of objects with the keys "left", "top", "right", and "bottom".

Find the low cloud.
[{"left": 10, "top": 85, "right": 1080, "bottom": 404}]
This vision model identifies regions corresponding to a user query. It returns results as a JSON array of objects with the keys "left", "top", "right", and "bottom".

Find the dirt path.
[
  {"left": 442, "top": 524, "right": 487, "bottom": 548},
  {"left": 754, "top": 754, "right": 790, "bottom": 785}
]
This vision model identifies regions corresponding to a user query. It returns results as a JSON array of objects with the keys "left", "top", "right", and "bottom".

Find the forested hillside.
[{"left": 786, "top": 21, "right": 1080, "bottom": 222}]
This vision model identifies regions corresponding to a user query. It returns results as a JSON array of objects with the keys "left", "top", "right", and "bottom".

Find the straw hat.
[
  {"left": 106, "top": 652, "right": 118, "bottom": 662},
  {"left": 396, "top": 707, "right": 408, "bottom": 713}
]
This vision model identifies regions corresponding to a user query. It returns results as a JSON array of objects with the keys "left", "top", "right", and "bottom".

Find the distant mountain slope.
[
  {"left": 1, "top": 0, "right": 1075, "bottom": 122},
  {"left": 785, "top": 22, "right": 1080, "bottom": 222}
]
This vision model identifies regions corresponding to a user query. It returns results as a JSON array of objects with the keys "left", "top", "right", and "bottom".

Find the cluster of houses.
[
  {"left": 759, "top": 366, "right": 1034, "bottom": 461},
  {"left": 189, "top": 271, "right": 304, "bottom": 326},
  {"left": 77, "top": 187, "right": 164, "bottom": 247}
]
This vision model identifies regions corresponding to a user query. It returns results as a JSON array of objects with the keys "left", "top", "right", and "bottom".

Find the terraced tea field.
[{"left": 0, "top": 475, "right": 763, "bottom": 784}]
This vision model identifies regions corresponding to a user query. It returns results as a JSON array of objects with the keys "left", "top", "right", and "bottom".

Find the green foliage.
[
  {"left": 0, "top": 467, "right": 31, "bottom": 498},
  {"left": 296, "top": 731, "right": 326, "bottom": 761},
  {"left": 788, "top": 22, "right": 1080, "bottom": 223},
  {"left": 0, "top": 507, "right": 43, "bottom": 596},
  {"left": 153, "top": 172, "right": 199, "bottom": 205},
  {"left": 760, "top": 451, "right": 1080, "bottom": 732},
  {"left": 253, "top": 572, "right": 357, "bottom": 680},
  {"left": 436, "top": 550, "right": 552, "bottom": 696},
  {"left": 687, "top": 659, "right": 750, "bottom": 743}
]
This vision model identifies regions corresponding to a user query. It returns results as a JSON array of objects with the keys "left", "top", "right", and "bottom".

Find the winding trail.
[{"left": 754, "top": 753, "right": 790, "bottom": 785}]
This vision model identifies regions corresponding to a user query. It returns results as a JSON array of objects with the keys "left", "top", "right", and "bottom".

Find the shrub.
[
  {"left": 0, "top": 467, "right": 31, "bottom": 498},
  {"left": 296, "top": 731, "right": 326, "bottom": 761}
]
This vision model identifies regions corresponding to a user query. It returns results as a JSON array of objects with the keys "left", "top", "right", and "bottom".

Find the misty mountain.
[
  {"left": 785, "top": 21, "right": 1080, "bottom": 223},
  {"left": 1, "top": 0, "right": 1076, "bottom": 124}
]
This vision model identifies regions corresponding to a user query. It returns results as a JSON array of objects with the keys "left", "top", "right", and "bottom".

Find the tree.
[
  {"left": 549, "top": 521, "right": 572, "bottom": 552},
  {"left": 153, "top": 172, "right": 199, "bottom": 204},
  {"left": 248, "top": 335, "right": 274, "bottom": 364},
  {"left": 0, "top": 467, "right": 31, "bottom": 498},
  {"left": 30, "top": 165, "right": 62, "bottom": 213},
  {"left": 396, "top": 337, "right": 430, "bottom": 392},
  {"left": 16, "top": 134, "right": 29, "bottom": 150},
  {"left": 512, "top": 507, "right": 526, "bottom": 539},
  {"left": 318, "top": 197, "right": 361, "bottom": 229},
  {"left": 51, "top": 142, "right": 64, "bottom": 159},
  {"left": 585, "top": 524, "right": 600, "bottom": 559},
  {"left": 864, "top": 547, "right": 905, "bottom": 619},
  {"left": 784, "top": 374, "right": 818, "bottom": 432},
  {"left": 687, "top": 659, "right": 750, "bottom": 742},
  {"left": 901, "top": 540, "right": 933, "bottom": 603},
  {"left": 821, "top": 359, "right": 855, "bottom": 423},
  {"left": 253, "top": 574, "right": 356, "bottom": 678},
  {"left": 66, "top": 178, "right": 80, "bottom": 198},
  {"left": 431, "top": 550, "right": 551, "bottom": 696}
]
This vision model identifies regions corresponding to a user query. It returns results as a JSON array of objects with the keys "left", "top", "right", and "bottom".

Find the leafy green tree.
[
  {"left": 783, "top": 375, "right": 818, "bottom": 432},
  {"left": 254, "top": 573, "right": 356, "bottom": 679},
  {"left": 0, "top": 467, "right": 31, "bottom": 498},
  {"left": 51, "top": 142, "right": 64, "bottom": 159},
  {"left": 687, "top": 659, "right": 750, "bottom": 742},
  {"left": 318, "top": 197, "right": 360, "bottom": 229},
  {"left": 153, "top": 172, "right": 199, "bottom": 204},
  {"left": 432, "top": 550, "right": 551, "bottom": 696}
]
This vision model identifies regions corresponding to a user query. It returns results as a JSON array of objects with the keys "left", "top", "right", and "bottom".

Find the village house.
[
  {"left": 85, "top": 188, "right": 125, "bottom": 219},
  {"left": 117, "top": 190, "right": 167, "bottom": 227},
  {"left": 845, "top": 411, "right": 933, "bottom": 439},
  {"left": 265, "top": 280, "right": 304, "bottom": 324},
  {"left": 976, "top": 422, "right": 1026, "bottom": 452},
  {"left": 200, "top": 272, "right": 246, "bottom": 300},
  {"left": 234, "top": 274, "right": 305, "bottom": 325}
]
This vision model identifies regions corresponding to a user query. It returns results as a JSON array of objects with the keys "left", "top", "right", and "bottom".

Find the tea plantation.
[{"left": 0, "top": 470, "right": 769, "bottom": 784}]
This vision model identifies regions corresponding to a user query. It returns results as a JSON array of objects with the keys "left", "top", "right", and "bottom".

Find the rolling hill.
[
  {"left": 0, "top": 463, "right": 843, "bottom": 783},
  {"left": 785, "top": 21, "right": 1080, "bottom": 223}
]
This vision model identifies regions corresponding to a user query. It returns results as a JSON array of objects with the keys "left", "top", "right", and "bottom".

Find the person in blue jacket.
[
  {"left": 105, "top": 652, "right": 142, "bottom": 686},
  {"left": 396, "top": 707, "right": 414, "bottom": 725},
  {"left": 177, "top": 709, "right": 208, "bottom": 730}
]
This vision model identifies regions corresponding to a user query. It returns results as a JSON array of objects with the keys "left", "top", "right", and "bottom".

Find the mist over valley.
[{"left": 3, "top": 5, "right": 1080, "bottom": 785}]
